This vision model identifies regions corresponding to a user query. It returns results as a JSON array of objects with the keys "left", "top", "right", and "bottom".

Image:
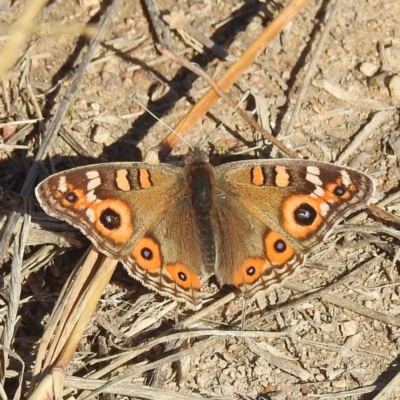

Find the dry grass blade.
[
  {"left": 2, "top": 198, "right": 29, "bottom": 391},
  {"left": 0, "top": 344, "right": 24, "bottom": 400},
  {"left": 246, "top": 339, "right": 311, "bottom": 380},
  {"left": 336, "top": 109, "right": 396, "bottom": 165},
  {"left": 28, "top": 249, "right": 118, "bottom": 396},
  {"left": 67, "top": 377, "right": 233, "bottom": 400},
  {"left": 372, "top": 369, "right": 400, "bottom": 400},
  {"left": 368, "top": 203, "right": 400, "bottom": 225},
  {"left": 0, "top": 0, "right": 48, "bottom": 79},
  {"left": 76, "top": 331, "right": 287, "bottom": 400},
  {"left": 29, "top": 367, "right": 65, "bottom": 400},
  {"left": 0, "top": 22, "right": 98, "bottom": 37},
  {"left": 282, "top": 0, "right": 341, "bottom": 139}
]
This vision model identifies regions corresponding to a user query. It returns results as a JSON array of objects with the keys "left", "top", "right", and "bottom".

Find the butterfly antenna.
[{"left": 132, "top": 95, "right": 194, "bottom": 151}]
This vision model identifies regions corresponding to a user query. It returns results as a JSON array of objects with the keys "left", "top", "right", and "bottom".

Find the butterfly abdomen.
[{"left": 184, "top": 159, "right": 217, "bottom": 272}]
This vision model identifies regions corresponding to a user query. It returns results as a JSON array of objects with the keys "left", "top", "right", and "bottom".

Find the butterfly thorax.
[{"left": 184, "top": 157, "right": 217, "bottom": 273}]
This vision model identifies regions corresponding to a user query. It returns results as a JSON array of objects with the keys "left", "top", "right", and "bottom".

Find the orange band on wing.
[
  {"left": 116, "top": 169, "right": 131, "bottom": 191},
  {"left": 139, "top": 169, "right": 152, "bottom": 189},
  {"left": 251, "top": 166, "right": 265, "bottom": 186},
  {"left": 274, "top": 166, "right": 290, "bottom": 187}
]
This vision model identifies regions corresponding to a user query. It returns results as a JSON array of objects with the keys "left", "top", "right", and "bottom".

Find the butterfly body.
[{"left": 36, "top": 152, "right": 375, "bottom": 309}]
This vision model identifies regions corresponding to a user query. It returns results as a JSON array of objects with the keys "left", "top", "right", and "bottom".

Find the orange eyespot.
[
  {"left": 324, "top": 178, "right": 351, "bottom": 201},
  {"left": 132, "top": 237, "right": 161, "bottom": 272},
  {"left": 61, "top": 185, "right": 89, "bottom": 208},
  {"left": 165, "top": 263, "right": 201, "bottom": 290},
  {"left": 232, "top": 258, "right": 266, "bottom": 286},
  {"left": 91, "top": 199, "right": 133, "bottom": 243},
  {"left": 282, "top": 195, "right": 324, "bottom": 239},
  {"left": 264, "top": 231, "right": 294, "bottom": 265}
]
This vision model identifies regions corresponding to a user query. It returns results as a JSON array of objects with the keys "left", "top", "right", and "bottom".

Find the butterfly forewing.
[
  {"left": 36, "top": 162, "right": 206, "bottom": 308},
  {"left": 216, "top": 159, "right": 374, "bottom": 252}
]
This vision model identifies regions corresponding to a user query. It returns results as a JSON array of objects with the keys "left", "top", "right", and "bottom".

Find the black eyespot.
[
  {"left": 246, "top": 266, "right": 256, "bottom": 276},
  {"left": 178, "top": 271, "right": 187, "bottom": 281},
  {"left": 274, "top": 239, "right": 286, "bottom": 253},
  {"left": 334, "top": 185, "right": 346, "bottom": 197},
  {"left": 294, "top": 203, "right": 317, "bottom": 226},
  {"left": 100, "top": 208, "right": 121, "bottom": 229},
  {"left": 65, "top": 192, "right": 78, "bottom": 203},
  {"left": 141, "top": 247, "right": 153, "bottom": 260}
]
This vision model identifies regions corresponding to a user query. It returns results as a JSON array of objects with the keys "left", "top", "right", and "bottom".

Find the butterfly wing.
[
  {"left": 213, "top": 159, "right": 374, "bottom": 298},
  {"left": 36, "top": 163, "right": 205, "bottom": 309}
]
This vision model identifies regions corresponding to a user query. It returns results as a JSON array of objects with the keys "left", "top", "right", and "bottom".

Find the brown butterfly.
[{"left": 36, "top": 150, "right": 374, "bottom": 309}]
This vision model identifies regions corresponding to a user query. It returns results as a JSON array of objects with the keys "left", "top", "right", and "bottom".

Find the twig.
[
  {"left": 312, "top": 79, "right": 389, "bottom": 110},
  {"left": 246, "top": 338, "right": 311, "bottom": 380},
  {"left": 321, "top": 293, "right": 400, "bottom": 327},
  {"left": 164, "top": 12, "right": 236, "bottom": 62},
  {"left": 142, "top": 0, "right": 172, "bottom": 49}
]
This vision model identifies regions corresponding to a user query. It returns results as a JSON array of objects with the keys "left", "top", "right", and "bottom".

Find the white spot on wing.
[
  {"left": 306, "top": 173, "right": 322, "bottom": 186},
  {"left": 86, "top": 208, "right": 95, "bottom": 222},
  {"left": 287, "top": 258, "right": 296, "bottom": 266},
  {"left": 86, "top": 170, "right": 100, "bottom": 180},
  {"left": 307, "top": 166, "right": 320, "bottom": 175},
  {"left": 319, "top": 202, "right": 330, "bottom": 217},
  {"left": 313, "top": 186, "right": 325, "bottom": 197},
  {"left": 341, "top": 170, "right": 352, "bottom": 186},
  {"left": 87, "top": 176, "right": 101, "bottom": 191},
  {"left": 58, "top": 176, "right": 67, "bottom": 193},
  {"left": 86, "top": 189, "right": 97, "bottom": 203}
]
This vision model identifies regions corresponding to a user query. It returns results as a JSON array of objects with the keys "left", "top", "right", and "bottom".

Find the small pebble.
[
  {"left": 389, "top": 75, "right": 400, "bottom": 101},
  {"left": 315, "top": 373, "right": 325, "bottom": 382},
  {"left": 359, "top": 62, "right": 379, "bottom": 77},
  {"left": 91, "top": 125, "right": 113, "bottom": 145},
  {"left": 91, "top": 103, "right": 101, "bottom": 112},
  {"left": 341, "top": 320, "right": 358, "bottom": 337},
  {"left": 332, "top": 379, "right": 347, "bottom": 389}
]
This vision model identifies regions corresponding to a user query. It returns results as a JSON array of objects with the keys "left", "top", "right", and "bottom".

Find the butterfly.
[{"left": 36, "top": 149, "right": 374, "bottom": 309}]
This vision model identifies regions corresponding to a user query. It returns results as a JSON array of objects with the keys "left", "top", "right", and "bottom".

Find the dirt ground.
[{"left": 1, "top": 0, "right": 400, "bottom": 398}]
